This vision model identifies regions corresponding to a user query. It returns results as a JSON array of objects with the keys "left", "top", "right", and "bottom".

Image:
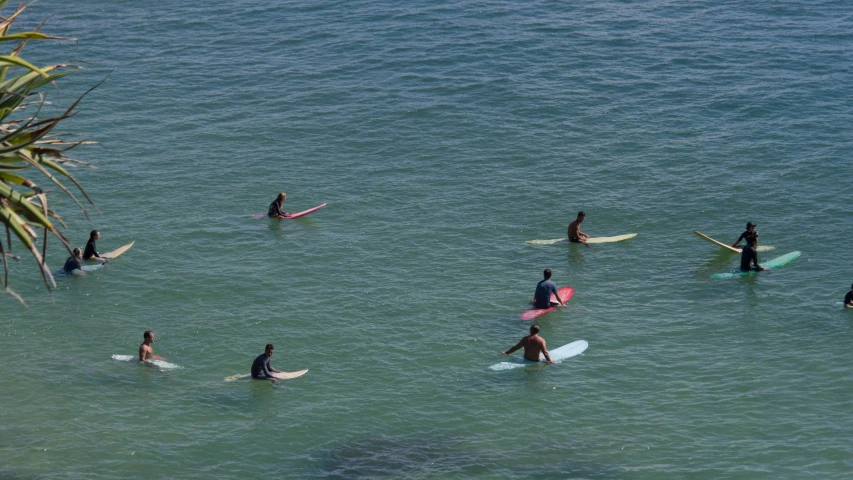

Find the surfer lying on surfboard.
[
  {"left": 139, "top": 330, "right": 165, "bottom": 362},
  {"left": 733, "top": 222, "right": 766, "bottom": 272},
  {"left": 251, "top": 344, "right": 283, "bottom": 381},
  {"left": 268, "top": 192, "right": 290, "bottom": 218},
  {"left": 533, "top": 269, "right": 566, "bottom": 308},
  {"left": 567, "top": 211, "right": 590, "bottom": 247},
  {"left": 500, "top": 324, "right": 555, "bottom": 364}
]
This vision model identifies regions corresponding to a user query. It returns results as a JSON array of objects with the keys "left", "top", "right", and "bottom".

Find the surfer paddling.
[
  {"left": 567, "top": 211, "right": 590, "bottom": 247},
  {"left": 732, "top": 222, "right": 766, "bottom": 272},
  {"left": 251, "top": 344, "right": 282, "bottom": 381},
  {"left": 533, "top": 269, "right": 566, "bottom": 309},
  {"left": 83, "top": 230, "right": 107, "bottom": 264},
  {"left": 139, "top": 330, "right": 165, "bottom": 362},
  {"left": 267, "top": 192, "right": 290, "bottom": 218},
  {"left": 500, "top": 324, "right": 555, "bottom": 364},
  {"left": 845, "top": 284, "right": 853, "bottom": 309},
  {"left": 62, "top": 247, "right": 84, "bottom": 273}
]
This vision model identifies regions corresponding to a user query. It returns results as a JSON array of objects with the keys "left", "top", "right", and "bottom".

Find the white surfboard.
[
  {"left": 526, "top": 234, "right": 636, "bottom": 245},
  {"left": 101, "top": 241, "right": 135, "bottom": 259},
  {"left": 489, "top": 340, "right": 588, "bottom": 371},
  {"left": 225, "top": 369, "right": 308, "bottom": 382},
  {"left": 111, "top": 354, "right": 180, "bottom": 370}
]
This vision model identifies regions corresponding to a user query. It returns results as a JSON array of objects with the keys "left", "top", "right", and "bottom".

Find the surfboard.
[
  {"left": 101, "top": 241, "right": 135, "bottom": 259},
  {"left": 224, "top": 369, "right": 308, "bottom": 382},
  {"left": 251, "top": 203, "right": 326, "bottom": 220},
  {"left": 520, "top": 286, "right": 573, "bottom": 320},
  {"left": 111, "top": 354, "right": 180, "bottom": 370},
  {"left": 489, "top": 340, "right": 588, "bottom": 371},
  {"left": 694, "top": 231, "right": 775, "bottom": 253},
  {"left": 526, "top": 233, "right": 637, "bottom": 245},
  {"left": 710, "top": 251, "right": 801, "bottom": 279}
]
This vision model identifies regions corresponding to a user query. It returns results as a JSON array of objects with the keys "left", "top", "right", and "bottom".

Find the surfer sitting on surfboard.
[
  {"left": 732, "top": 222, "right": 766, "bottom": 272},
  {"left": 83, "top": 230, "right": 107, "bottom": 264},
  {"left": 567, "top": 211, "right": 590, "bottom": 247},
  {"left": 139, "top": 330, "right": 165, "bottom": 363},
  {"left": 533, "top": 269, "right": 566, "bottom": 309},
  {"left": 63, "top": 247, "right": 84, "bottom": 273},
  {"left": 500, "top": 324, "right": 555, "bottom": 364},
  {"left": 845, "top": 284, "right": 853, "bottom": 309},
  {"left": 251, "top": 344, "right": 282, "bottom": 380},
  {"left": 267, "top": 192, "right": 290, "bottom": 218}
]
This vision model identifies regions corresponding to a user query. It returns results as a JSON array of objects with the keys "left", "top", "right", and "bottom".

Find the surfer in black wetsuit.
[
  {"left": 732, "top": 222, "right": 766, "bottom": 272},
  {"left": 83, "top": 230, "right": 107, "bottom": 264},
  {"left": 267, "top": 192, "right": 290, "bottom": 218},
  {"left": 63, "top": 247, "right": 84, "bottom": 273},
  {"left": 844, "top": 284, "right": 853, "bottom": 309},
  {"left": 251, "top": 344, "right": 281, "bottom": 380}
]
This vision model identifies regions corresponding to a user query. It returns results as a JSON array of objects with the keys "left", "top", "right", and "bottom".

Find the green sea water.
[{"left": 2, "top": 1, "right": 852, "bottom": 478}]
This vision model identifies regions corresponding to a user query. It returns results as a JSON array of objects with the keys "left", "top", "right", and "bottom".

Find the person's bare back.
[{"left": 501, "top": 324, "right": 554, "bottom": 364}]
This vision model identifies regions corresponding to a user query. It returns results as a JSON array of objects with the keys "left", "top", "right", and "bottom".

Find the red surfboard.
[
  {"left": 520, "top": 286, "right": 574, "bottom": 321},
  {"left": 251, "top": 203, "right": 326, "bottom": 220}
]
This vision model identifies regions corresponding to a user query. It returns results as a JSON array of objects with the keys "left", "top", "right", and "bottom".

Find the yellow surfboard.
[
  {"left": 693, "top": 231, "right": 741, "bottom": 253},
  {"left": 101, "top": 241, "right": 135, "bottom": 259}
]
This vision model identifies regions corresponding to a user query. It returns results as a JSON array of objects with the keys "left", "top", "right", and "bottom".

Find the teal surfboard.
[{"left": 710, "top": 251, "right": 801, "bottom": 279}]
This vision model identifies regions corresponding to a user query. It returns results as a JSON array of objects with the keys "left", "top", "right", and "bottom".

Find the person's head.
[
  {"left": 577, "top": 211, "right": 585, "bottom": 221},
  {"left": 543, "top": 268, "right": 552, "bottom": 280},
  {"left": 746, "top": 221, "right": 756, "bottom": 231},
  {"left": 529, "top": 324, "right": 540, "bottom": 335},
  {"left": 72, "top": 247, "right": 82, "bottom": 258},
  {"left": 89, "top": 230, "right": 100, "bottom": 241},
  {"left": 143, "top": 330, "right": 154, "bottom": 342},
  {"left": 850, "top": 283, "right": 853, "bottom": 291},
  {"left": 277, "top": 192, "right": 287, "bottom": 202},
  {"left": 265, "top": 343, "right": 275, "bottom": 356}
]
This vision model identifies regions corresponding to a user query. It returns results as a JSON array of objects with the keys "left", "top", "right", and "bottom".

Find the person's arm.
[
  {"left": 540, "top": 340, "right": 555, "bottom": 364},
  {"left": 501, "top": 342, "right": 523, "bottom": 355},
  {"left": 552, "top": 286, "right": 565, "bottom": 307},
  {"left": 263, "top": 359, "right": 278, "bottom": 377},
  {"left": 139, "top": 345, "right": 146, "bottom": 362},
  {"left": 731, "top": 232, "right": 746, "bottom": 248}
]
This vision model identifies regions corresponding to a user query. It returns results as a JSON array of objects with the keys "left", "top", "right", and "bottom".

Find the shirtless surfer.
[
  {"left": 138, "top": 330, "right": 164, "bottom": 362},
  {"left": 83, "top": 230, "right": 107, "bottom": 264},
  {"left": 500, "top": 324, "right": 555, "bottom": 364},
  {"left": 845, "top": 284, "right": 853, "bottom": 309},
  {"left": 251, "top": 344, "right": 281, "bottom": 380},
  {"left": 267, "top": 192, "right": 289, "bottom": 218},
  {"left": 532, "top": 268, "right": 566, "bottom": 309},
  {"left": 732, "top": 222, "right": 766, "bottom": 272},
  {"left": 567, "top": 211, "right": 590, "bottom": 247}
]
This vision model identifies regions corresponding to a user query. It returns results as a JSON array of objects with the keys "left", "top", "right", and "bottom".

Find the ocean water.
[{"left": 2, "top": 0, "right": 852, "bottom": 478}]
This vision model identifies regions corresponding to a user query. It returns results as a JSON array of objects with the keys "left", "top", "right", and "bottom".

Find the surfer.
[
  {"left": 567, "top": 211, "right": 590, "bottom": 247},
  {"left": 267, "top": 192, "right": 290, "bottom": 218},
  {"left": 138, "top": 330, "right": 164, "bottom": 362},
  {"left": 732, "top": 222, "right": 766, "bottom": 271},
  {"left": 533, "top": 269, "right": 566, "bottom": 309},
  {"left": 845, "top": 284, "right": 853, "bottom": 308},
  {"left": 62, "top": 247, "right": 84, "bottom": 273},
  {"left": 251, "top": 344, "right": 282, "bottom": 380},
  {"left": 500, "top": 324, "right": 555, "bottom": 364},
  {"left": 83, "top": 230, "right": 107, "bottom": 264}
]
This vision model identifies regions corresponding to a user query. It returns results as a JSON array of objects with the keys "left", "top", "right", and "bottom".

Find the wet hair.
[
  {"left": 265, "top": 343, "right": 275, "bottom": 351},
  {"left": 530, "top": 324, "right": 540, "bottom": 334},
  {"left": 577, "top": 211, "right": 585, "bottom": 218},
  {"left": 543, "top": 268, "right": 552, "bottom": 279},
  {"left": 72, "top": 247, "right": 82, "bottom": 256},
  {"left": 89, "top": 230, "right": 99, "bottom": 240},
  {"left": 850, "top": 283, "right": 853, "bottom": 290},
  {"left": 143, "top": 330, "right": 153, "bottom": 339},
  {"left": 277, "top": 192, "right": 286, "bottom": 202}
]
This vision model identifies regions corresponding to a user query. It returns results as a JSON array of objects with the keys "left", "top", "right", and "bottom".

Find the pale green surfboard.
[
  {"left": 710, "top": 251, "right": 801, "bottom": 279},
  {"left": 526, "top": 233, "right": 637, "bottom": 245}
]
